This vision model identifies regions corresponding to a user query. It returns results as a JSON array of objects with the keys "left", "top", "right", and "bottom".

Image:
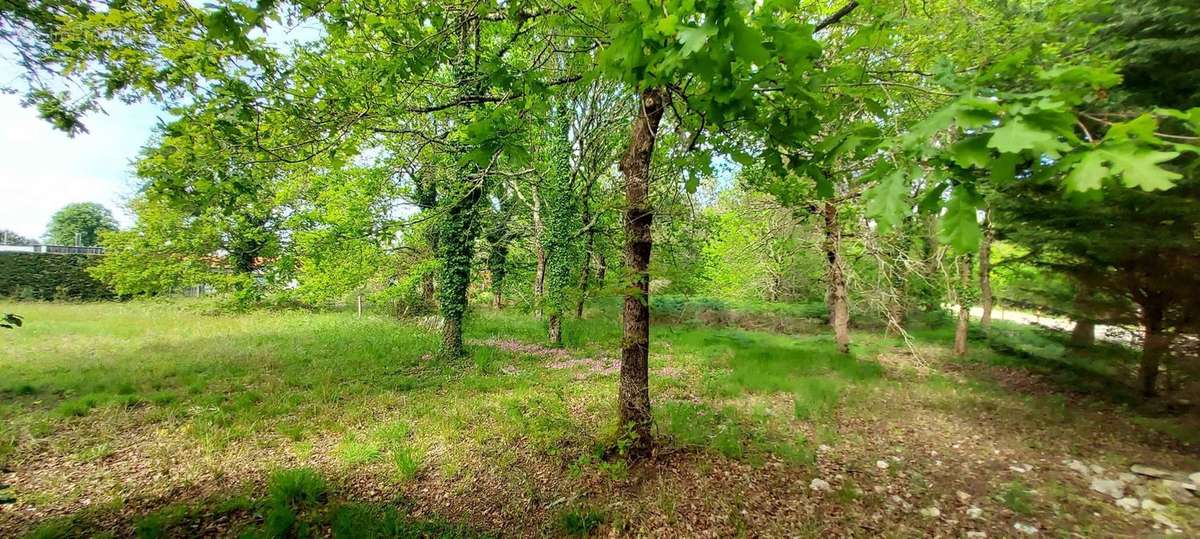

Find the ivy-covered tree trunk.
[
  {"left": 617, "top": 87, "right": 667, "bottom": 458},
  {"left": 542, "top": 106, "right": 580, "bottom": 347},
  {"left": 437, "top": 180, "right": 483, "bottom": 357},
  {"left": 954, "top": 255, "right": 972, "bottom": 357},
  {"left": 822, "top": 200, "right": 850, "bottom": 354},
  {"left": 978, "top": 209, "right": 994, "bottom": 330},
  {"left": 436, "top": 11, "right": 484, "bottom": 358},
  {"left": 1138, "top": 301, "right": 1169, "bottom": 398}
]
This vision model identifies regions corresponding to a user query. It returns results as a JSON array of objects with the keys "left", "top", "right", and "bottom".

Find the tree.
[
  {"left": 45, "top": 202, "right": 117, "bottom": 246},
  {"left": 993, "top": 177, "right": 1200, "bottom": 398},
  {"left": 0, "top": 230, "right": 38, "bottom": 246},
  {"left": 541, "top": 106, "right": 582, "bottom": 346}
]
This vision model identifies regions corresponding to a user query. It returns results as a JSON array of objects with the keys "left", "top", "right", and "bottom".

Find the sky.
[{"left": 0, "top": 94, "right": 163, "bottom": 240}]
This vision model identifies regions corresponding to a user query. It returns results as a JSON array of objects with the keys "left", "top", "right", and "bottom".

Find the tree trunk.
[
  {"left": 617, "top": 87, "right": 667, "bottom": 458},
  {"left": 978, "top": 209, "right": 994, "bottom": 330},
  {"left": 492, "top": 289, "right": 502, "bottom": 310},
  {"left": 531, "top": 187, "right": 546, "bottom": 317},
  {"left": 822, "top": 201, "right": 850, "bottom": 354},
  {"left": 954, "top": 255, "right": 971, "bottom": 357},
  {"left": 548, "top": 314, "right": 562, "bottom": 346},
  {"left": 1070, "top": 319, "right": 1095, "bottom": 347},
  {"left": 575, "top": 254, "right": 591, "bottom": 319},
  {"left": 1139, "top": 304, "right": 1169, "bottom": 399},
  {"left": 575, "top": 203, "right": 595, "bottom": 319}
]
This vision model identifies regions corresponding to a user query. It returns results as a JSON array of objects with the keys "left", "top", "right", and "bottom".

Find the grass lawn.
[{"left": 0, "top": 301, "right": 1197, "bottom": 537}]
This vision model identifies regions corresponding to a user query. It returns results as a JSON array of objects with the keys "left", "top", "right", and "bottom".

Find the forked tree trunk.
[
  {"left": 954, "top": 255, "right": 972, "bottom": 357},
  {"left": 822, "top": 201, "right": 850, "bottom": 354},
  {"left": 1070, "top": 320, "right": 1095, "bottom": 347},
  {"left": 617, "top": 87, "right": 667, "bottom": 458},
  {"left": 1139, "top": 303, "right": 1169, "bottom": 399},
  {"left": 978, "top": 209, "right": 994, "bottom": 330}
]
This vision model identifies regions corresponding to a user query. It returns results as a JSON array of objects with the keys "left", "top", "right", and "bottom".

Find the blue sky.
[{"left": 0, "top": 94, "right": 163, "bottom": 240}]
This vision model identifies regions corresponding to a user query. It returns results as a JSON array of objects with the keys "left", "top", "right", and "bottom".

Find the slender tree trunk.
[
  {"left": 1070, "top": 320, "right": 1095, "bottom": 347},
  {"left": 954, "top": 255, "right": 972, "bottom": 357},
  {"left": 822, "top": 201, "right": 850, "bottom": 354},
  {"left": 548, "top": 314, "right": 562, "bottom": 346},
  {"left": 575, "top": 253, "right": 592, "bottom": 318},
  {"left": 978, "top": 209, "right": 994, "bottom": 330},
  {"left": 617, "top": 87, "right": 667, "bottom": 458},
  {"left": 531, "top": 187, "right": 546, "bottom": 317},
  {"left": 1067, "top": 287, "right": 1093, "bottom": 347},
  {"left": 1139, "top": 303, "right": 1169, "bottom": 399},
  {"left": 575, "top": 197, "right": 595, "bottom": 319}
]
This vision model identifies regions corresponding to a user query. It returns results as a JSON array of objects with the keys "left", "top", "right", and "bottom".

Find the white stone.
[
  {"left": 1090, "top": 478, "right": 1125, "bottom": 499},
  {"left": 1013, "top": 522, "right": 1039, "bottom": 535},
  {"left": 809, "top": 478, "right": 831, "bottom": 492},
  {"left": 873, "top": 485, "right": 886, "bottom": 494},
  {"left": 920, "top": 507, "right": 941, "bottom": 518},
  {"left": 1115, "top": 497, "right": 1139, "bottom": 512},
  {"left": 1118, "top": 473, "right": 1138, "bottom": 483},
  {"left": 1190, "top": 472, "right": 1200, "bottom": 486},
  {"left": 1131, "top": 464, "right": 1174, "bottom": 479},
  {"left": 876, "top": 460, "right": 890, "bottom": 470},
  {"left": 1065, "top": 459, "right": 1090, "bottom": 476},
  {"left": 1141, "top": 499, "right": 1165, "bottom": 512},
  {"left": 1153, "top": 513, "right": 1180, "bottom": 530},
  {"left": 956, "top": 490, "right": 972, "bottom": 502},
  {"left": 966, "top": 532, "right": 986, "bottom": 539},
  {"left": 1010, "top": 464, "right": 1032, "bottom": 473},
  {"left": 818, "top": 444, "right": 831, "bottom": 452},
  {"left": 966, "top": 506, "right": 984, "bottom": 519},
  {"left": 1090, "top": 464, "right": 1106, "bottom": 474}
]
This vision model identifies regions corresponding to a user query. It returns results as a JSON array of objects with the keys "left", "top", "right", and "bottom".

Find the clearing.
[{"left": 0, "top": 302, "right": 1197, "bottom": 537}]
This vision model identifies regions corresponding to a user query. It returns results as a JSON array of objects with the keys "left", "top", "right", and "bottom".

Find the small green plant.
[
  {"left": 559, "top": 507, "right": 605, "bottom": 536},
  {"left": 392, "top": 446, "right": 421, "bottom": 482},
  {"left": 998, "top": 480, "right": 1035, "bottom": 516},
  {"left": 267, "top": 468, "right": 327, "bottom": 508},
  {"left": 335, "top": 437, "right": 381, "bottom": 465}
]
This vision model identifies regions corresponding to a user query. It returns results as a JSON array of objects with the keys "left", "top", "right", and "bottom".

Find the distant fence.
[{"left": 0, "top": 244, "right": 105, "bottom": 255}]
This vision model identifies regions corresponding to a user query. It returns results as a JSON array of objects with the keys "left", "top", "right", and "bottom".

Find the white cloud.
[{"left": 0, "top": 95, "right": 163, "bottom": 239}]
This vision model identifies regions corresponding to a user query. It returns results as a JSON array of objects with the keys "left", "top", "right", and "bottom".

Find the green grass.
[{"left": 2, "top": 300, "right": 1191, "bottom": 536}]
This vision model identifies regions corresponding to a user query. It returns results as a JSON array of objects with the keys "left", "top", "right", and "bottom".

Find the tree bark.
[
  {"left": 954, "top": 255, "right": 972, "bottom": 357},
  {"left": 978, "top": 209, "right": 994, "bottom": 330},
  {"left": 548, "top": 314, "right": 563, "bottom": 346},
  {"left": 575, "top": 188, "right": 595, "bottom": 319},
  {"left": 1070, "top": 319, "right": 1095, "bottom": 347},
  {"left": 617, "top": 87, "right": 667, "bottom": 458},
  {"left": 1138, "top": 303, "right": 1169, "bottom": 399},
  {"left": 822, "top": 200, "right": 850, "bottom": 354},
  {"left": 531, "top": 186, "right": 546, "bottom": 317}
]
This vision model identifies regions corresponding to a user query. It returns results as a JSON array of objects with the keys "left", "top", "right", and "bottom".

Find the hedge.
[{"left": 0, "top": 252, "right": 114, "bottom": 300}]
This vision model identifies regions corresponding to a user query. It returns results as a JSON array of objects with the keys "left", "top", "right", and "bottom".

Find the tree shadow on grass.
[{"left": 12, "top": 468, "right": 493, "bottom": 538}]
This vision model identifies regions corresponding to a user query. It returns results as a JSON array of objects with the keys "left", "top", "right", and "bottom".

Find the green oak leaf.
[
  {"left": 987, "top": 117, "right": 1069, "bottom": 156},
  {"left": 1099, "top": 144, "right": 1181, "bottom": 191},
  {"left": 949, "top": 135, "right": 992, "bottom": 168},
  {"left": 866, "top": 169, "right": 909, "bottom": 232},
  {"left": 1065, "top": 151, "right": 1109, "bottom": 191},
  {"left": 938, "top": 188, "right": 982, "bottom": 253},
  {"left": 677, "top": 25, "right": 716, "bottom": 58}
]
